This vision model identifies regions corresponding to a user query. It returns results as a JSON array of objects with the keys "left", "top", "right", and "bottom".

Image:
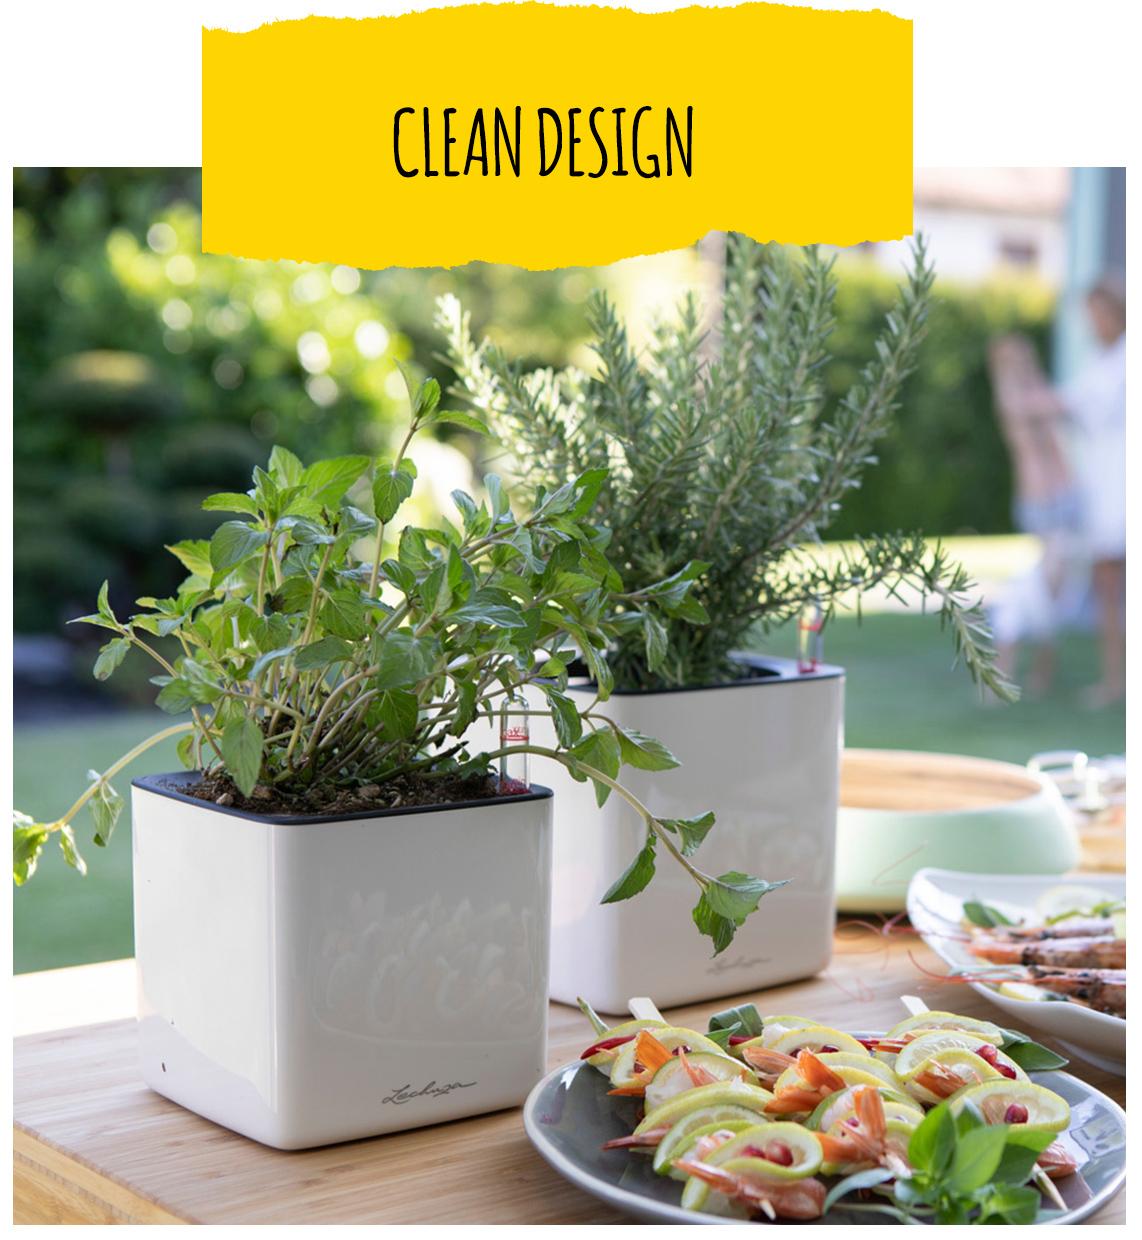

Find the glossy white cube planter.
[
  {"left": 131, "top": 772, "right": 553, "bottom": 1149},
  {"left": 526, "top": 655, "right": 844, "bottom": 1012}
]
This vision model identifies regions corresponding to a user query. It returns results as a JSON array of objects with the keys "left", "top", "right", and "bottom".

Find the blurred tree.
[{"left": 13, "top": 169, "right": 604, "bottom": 637}]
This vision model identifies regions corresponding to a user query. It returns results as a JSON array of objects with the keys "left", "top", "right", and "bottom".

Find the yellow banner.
[{"left": 202, "top": 3, "right": 912, "bottom": 270}]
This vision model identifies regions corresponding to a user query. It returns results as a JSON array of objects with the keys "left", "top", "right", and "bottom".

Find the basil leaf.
[{"left": 908, "top": 1099, "right": 956, "bottom": 1175}]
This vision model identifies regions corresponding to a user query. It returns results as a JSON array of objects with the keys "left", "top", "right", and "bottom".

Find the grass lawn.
[{"left": 13, "top": 612, "right": 1124, "bottom": 974}]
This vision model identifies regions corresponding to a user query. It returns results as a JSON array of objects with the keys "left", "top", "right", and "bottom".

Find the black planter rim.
[
  {"left": 565, "top": 652, "right": 844, "bottom": 697},
  {"left": 132, "top": 770, "right": 553, "bottom": 826}
]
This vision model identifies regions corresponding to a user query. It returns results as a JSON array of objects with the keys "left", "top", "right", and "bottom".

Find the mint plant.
[
  {"left": 12, "top": 371, "right": 783, "bottom": 952},
  {"left": 440, "top": 235, "right": 1016, "bottom": 698}
]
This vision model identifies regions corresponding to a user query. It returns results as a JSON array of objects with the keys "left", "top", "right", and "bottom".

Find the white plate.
[
  {"left": 524, "top": 1053, "right": 1126, "bottom": 1224},
  {"left": 906, "top": 868, "right": 1125, "bottom": 1072}
]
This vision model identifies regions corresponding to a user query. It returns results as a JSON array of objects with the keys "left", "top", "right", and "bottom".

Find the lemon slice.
[
  {"left": 653, "top": 1117, "right": 756, "bottom": 1178},
  {"left": 644, "top": 1053, "right": 757, "bottom": 1113},
  {"left": 680, "top": 1175, "right": 711, "bottom": 1212},
  {"left": 773, "top": 1061, "right": 888, "bottom": 1097},
  {"left": 609, "top": 1026, "right": 736, "bottom": 1088},
  {"left": 816, "top": 1052, "right": 902, "bottom": 1088},
  {"left": 701, "top": 1123, "right": 823, "bottom": 1180},
  {"left": 894, "top": 1030, "right": 1025, "bottom": 1080},
  {"left": 756, "top": 1015, "right": 819, "bottom": 1049},
  {"left": 901, "top": 1047, "right": 1004, "bottom": 1105},
  {"left": 583, "top": 1019, "right": 668, "bottom": 1071},
  {"left": 950, "top": 1080, "right": 1070, "bottom": 1132},
  {"left": 679, "top": 1175, "right": 749, "bottom": 1216},
  {"left": 807, "top": 1085, "right": 922, "bottom": 1132},
  {"left": 769, "top": 1025, "right": 871, "bottom": 1057},
  {"left": 635, "top": 1079, "right": 774, "bottom": 1136},
  {"left": 997, "top": 981, "right": 1056, "bottom": 1003},
  {"left": 887, "top": 1011, "right": 1005, "bottom": 1043},
  {"left": 1034, "top": 883, "right": 1119, "bottom": 923}
]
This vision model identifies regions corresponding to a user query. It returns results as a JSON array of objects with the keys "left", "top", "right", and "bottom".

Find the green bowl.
[{"left": 835, "top": 749, "right": 1079, "bottom": 913}]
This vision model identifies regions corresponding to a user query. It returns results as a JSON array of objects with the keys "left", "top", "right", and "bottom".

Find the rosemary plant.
[
  {"left": 12, "top": 371, "right": 783, "bottom": 953},
  {"left": 440, "top": 236, "right": 1016, "bottom": 698}
]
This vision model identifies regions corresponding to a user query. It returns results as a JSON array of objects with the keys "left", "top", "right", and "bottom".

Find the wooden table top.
[{"left": 14, "top": 926, "right": 1126, "bottom": 1225}]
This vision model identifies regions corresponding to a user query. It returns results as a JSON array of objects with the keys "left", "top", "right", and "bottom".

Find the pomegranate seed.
[
  {"left": 1004, "top": 1103, "right": 1029, "bottom": 1124},
  {"left": 728, "top": 1035, "right": 751, "bottom": 1045},
  {"left": 846, "top": 1117, "right": 860, "bottom": 1127},
  {"left": 670, "top": 1045, "right": 692, "bottom": 1057},
  {"left": 820, "top": 1045, "right": 839, "bottom": 1054},
  {"left": 741, "top": 1144, "right": 767, "bottom": 1159},
  {"left": 977, "top": 1044, "right": 998, "bottom": 1065},
  {"left": 764, "top": 1142, "right": 795, "bottom": 1166},
  {"left": 996, "top": 1063, "right": 1017, "bottom": 1079}
]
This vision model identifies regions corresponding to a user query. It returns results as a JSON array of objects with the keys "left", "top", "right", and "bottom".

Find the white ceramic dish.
[
  {"left": 523, "top": 1051, "right": 1127, "bottom": 1224},
  {"left": 906, "top": 868, "right": 1125, "bottom": 1073}
]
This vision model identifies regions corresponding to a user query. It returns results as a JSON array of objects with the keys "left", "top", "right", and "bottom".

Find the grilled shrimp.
[
  {"left": 764, "top": 1051, "right": 845, "bottom": 1115},
  {"left": 739, "top": 1045, "right": 797, "bottom": 1088},
  {"left": 970, "top": 935, "right": 1125, "bottom": 970},
  {"left": 989, "top": 918, "right": 1116, "bottom": 941},
  {"left": 672, "top": 1159, "right": 827, "bottom": 1220},
  {"left": 816, "top": 1086, "right": 912, "bottom": 1176},
  {"left": 1024, "top": 966, "right": 1126, "bottom": 1016}
]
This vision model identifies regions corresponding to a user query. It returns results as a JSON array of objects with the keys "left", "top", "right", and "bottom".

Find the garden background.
[{"left": 12, "top": 168, "right": 1126, "bottom": 972}]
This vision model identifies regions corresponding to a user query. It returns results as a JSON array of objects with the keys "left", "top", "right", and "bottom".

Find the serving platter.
[
  {"left": 906, "top": 868, "right": 1125, "bottom": 1072},
  {"left": 523, "top": 1051, "right": 1126, "bottom": 1225}
]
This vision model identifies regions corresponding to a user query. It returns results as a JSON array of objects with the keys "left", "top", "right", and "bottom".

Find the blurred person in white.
[
  {"left": 1064, "top": 272, "right": 1126, "bottom": 707},
  {"left": 987, "top": 334, "right": 1084, "bottom": 698},
  {"left": 987, "top": 274, "right": 1125, "bottom": 706}
]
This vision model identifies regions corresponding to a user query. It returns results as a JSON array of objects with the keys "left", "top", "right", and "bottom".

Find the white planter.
[
  {"left": 131, "top": 773, "right": 553, "bottom": 1149},
  {"left": 524, "top": 655, "right": 843, "bottom": 1012}
]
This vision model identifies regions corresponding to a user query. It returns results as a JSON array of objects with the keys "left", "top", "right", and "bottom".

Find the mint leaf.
[
  {"left": 373, "top": 459, "right": 416, "bottom": 522},
  {"left": 87, "top": 773, "right": 123, "bottom": 847},
  {"left": 615, "top": 727, "right": 679, "bottom": 772},
  {"left": 202, "top": 491, "right": 260, "bottom": 516},
  {"left": 221, "top": 718, "right": 264, "bottom": 797},
  {"left": 301, "top": 455, "right": 371, "bottom": 508},
  {"left": 568, "top": 727, "right": 621, "bottom": 807},
  {"left": 704, "top": 871, "right": 788, "bottom": 922},
  {"left": 601, "top": 833, "right": 656, "bottom": 903},
  {"left": 661, "top": 811, "right": 715, "bottom": 857},
  {"left": 294, "top": 636, "right": 354, "bottom": 671},
  {"left": 13, "top": 821, "right": 50, "bottom": 886},
  {"left": 93, "top": 637, "right": 131, "bottom": 681},
  {"left": 209, "top": 520, "right": 268, "bottom": 574}
]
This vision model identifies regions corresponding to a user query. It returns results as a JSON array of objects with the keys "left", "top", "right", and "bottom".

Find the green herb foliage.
[
  {"left": 11, "top": 372, "right": 783, "bottom": 953},
  {"left": 441, "top": 236, "right": 1016, "bottom": 699},
  {"left": 826, "top": 1099, "right": 1056, "bottom": 1224},
  {"left": 963, "top": 899, "right": 1015, "bottom": 928}
]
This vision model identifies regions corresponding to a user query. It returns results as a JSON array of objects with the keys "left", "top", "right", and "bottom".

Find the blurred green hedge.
[
  {"left": 823, "top": 260, "right": 1056, "bottom": 540},
  {"left": 13, "top": 172, "right": 1055, "bottom": 636}
]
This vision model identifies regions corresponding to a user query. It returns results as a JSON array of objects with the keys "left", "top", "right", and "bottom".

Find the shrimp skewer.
[
  {"left": 816, "top": 1086, "right": 912, "bottom": 1177},
  {"left": 986, "top": 918, "right": 1116, "bottom": 941},
  {"left": 1023, "top": 966, "right": 1126, "bottom": 1016},
  {"left": 671, "top": 1159, "right": 827, "bottom": 1220},
  {"left": 969, "top": 935, "right": 1125, "bottom": 970}
]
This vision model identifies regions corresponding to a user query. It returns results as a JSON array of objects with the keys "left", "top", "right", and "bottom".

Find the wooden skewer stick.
[
  {"left": 628, "top": 996, "right": 665, "bottom": 1023},
  {"left": 900, "top": 994, "right": 930, "bottom": 1018},
  {"left": 1033, "top": 1165, "right": 1067, "bottom": 1211}
]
